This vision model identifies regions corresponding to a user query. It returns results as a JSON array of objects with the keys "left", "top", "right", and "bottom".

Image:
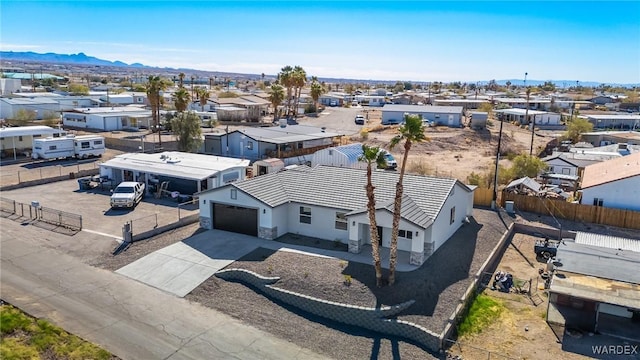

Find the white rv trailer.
[{"left": 32, "top": 135, "right": 105, "bottom": 160}]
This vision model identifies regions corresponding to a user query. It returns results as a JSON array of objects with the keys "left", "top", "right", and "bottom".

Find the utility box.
[{"left": 505, "top": 201, "right": 515, "bottom": 214}]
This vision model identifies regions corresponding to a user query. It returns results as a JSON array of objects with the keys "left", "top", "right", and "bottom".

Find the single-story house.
[
  {"left": 542, "top": 152, "right": 611, "bottom": 178},
  {"left": 433, "top": 99, "right": 489, "bottom": 110},
  {"left": 579, "top": 152, "right": 640, "bottom": 210},
  {"left": 0, "top": 78, "right": 22, "bottom": 95},
  {"left": 213, "top": 95, "right": 270, "bottom": 121},
  {"left": 62, "top": 106, "right": 152, "bottom": 131},
  {"left": 0, "top": 97, "right": 61, "bottom": 120},
  {"left": 311, "top": 143, "right": 367, "bottom": 169},
  {"left": 381, "top": 105, "right": 464, "bottom": 127},
  {"left": 580, "top": 131, "right": 640, "bottom": 146},
  {"left": 547, "top": 240, "right": 640, "bottom": 343},
  {"left": 494, "top": 109, "right": 561, "bottom": 126},
  {"left": 203, "top": 124, "right": 343, "bottom": 161},
  {"left": 319, "top": 93, "right": 345, "bottom": 107},
  {"left": 99, "top": 151, "right": 250, "bottom": 196},
  {"left": 0, "top": 125, "right": 66, "bottom": 159},
  {"left": 197, "top": 165, "right": 475, "bottom": 265},
  {"left": 584, "top": 114, "right": 640, "bottom": 130}
]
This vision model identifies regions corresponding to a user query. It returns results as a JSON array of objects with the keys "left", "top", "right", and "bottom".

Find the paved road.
[{"left": 0, "top": 218, "right": 329, "bottom": 360}]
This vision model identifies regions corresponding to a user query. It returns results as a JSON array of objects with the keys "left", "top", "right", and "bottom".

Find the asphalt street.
[{"left": 0, "top": 217, "right": 329, "bottom": 360}]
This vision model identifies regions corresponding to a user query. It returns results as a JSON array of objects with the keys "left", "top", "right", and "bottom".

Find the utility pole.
[
  {"left": 526, "top": 87, "right": 532, "bottom": 156},
  {"left": 492, "top": 116, "right": 505, "bottom": 209}
]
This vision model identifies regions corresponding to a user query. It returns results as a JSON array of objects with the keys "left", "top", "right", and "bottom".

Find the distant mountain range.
[
  {"left": 1, "top": 51, "right": 637, "bottom": 87},
  {"left": 0, "top": 51, "right": 146, "bottom": 68}
]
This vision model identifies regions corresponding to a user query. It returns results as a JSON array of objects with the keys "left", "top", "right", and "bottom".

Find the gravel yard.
[{"left": 185, "top": 208, "right": 513, "bottom": 359}]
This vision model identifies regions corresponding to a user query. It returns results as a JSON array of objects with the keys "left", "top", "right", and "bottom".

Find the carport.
[{"left": 212, "top": 203, "right": 258, "bottom": 236}]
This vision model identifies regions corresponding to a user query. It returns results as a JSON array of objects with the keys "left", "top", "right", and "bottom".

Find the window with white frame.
[
  {"left": 81, "top": 141, "right": 90, "bottom": 149},
  {"left": 450, "top": 206, "right": 456, "bottom": 224},
  {"left": 247, "top": 141, "right": 253, "bottom": 150},
  {"left": 593, "top": 198, "right": 603, "bottom": 207},
  {"left": 398, "top": 229, "right": 413, "bottom": 239},
  {"left": 299, "top": 206, "right": 311, "bottom": 224},
  {"left": 335, "top": 212, "right": 347, "bottom": 230}
]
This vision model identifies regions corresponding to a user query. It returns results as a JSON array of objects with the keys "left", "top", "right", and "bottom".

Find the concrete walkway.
[
  {"left": 0, "top": 218, "right": 329, "bottom": 360},
  {"left": 116, "top": 229, "right": 419, "bottom": 297}
]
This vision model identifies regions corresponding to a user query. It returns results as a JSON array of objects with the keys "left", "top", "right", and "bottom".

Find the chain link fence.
[
  {"left": 443, "top": 338, "right": 521, "bottom": 360},
  {"left": 0, "top": 161, "right": 100, "bottom": 187},
  {"left": 0, "top": 197, "right": 82, "bottom": 233},
  {"left": 123, "top": 198, "right": 199, "bottom": 243}
]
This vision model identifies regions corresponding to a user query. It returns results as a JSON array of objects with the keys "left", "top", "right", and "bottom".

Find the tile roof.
[
  {"left": 218, "top": 165, "right": 469, "bottom": 228},
  {"left": 580, "top": 152, "right": 640, "bottom": 189}
]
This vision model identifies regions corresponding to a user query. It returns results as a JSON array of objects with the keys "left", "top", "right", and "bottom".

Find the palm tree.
[
  {"left": 268, "top": 84, "right": 285, "bottom": 123},
  {"left": 310, "top": 80, "right": 324, "bottom": 112},
  {"left": 145, "top": 75, "right": 171, "bottom": 147},
  {"left": 359, "top": 144, "right": 387, "bottom": 287},
  {"left": 292, "top": 66, "right": 307, "bottom": 117},
  {"left": 173, "top": 87, "right": 190, "bottom": 112},
  {"left": 278, "top": 66, "right": 294, "bottom": 117},
  {"left": 388, "top": 114, "right": 427, "bottom": 285},
  {"left": 195, "top": 87, "right": 210, "bottom": 112},
  {"left": 178, "top": 73, "right": 185, "bottom": 88}
]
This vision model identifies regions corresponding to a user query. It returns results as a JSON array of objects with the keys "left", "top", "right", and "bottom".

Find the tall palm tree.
[
  {"left": 359, "top": 144, "right": 387, "bottom": 287},
  {"left": 268, "top": 84, "right": 285, "bottom": 123},
  {"left": 178, "top": 73, "right": 185, "bottom": 88},
  {"left": 145, "top": 75, "right": 171, "bottom": 147},
  {"left": 310, "top": 81, "right": 324, "bottom": 112},
  {"left": 278, "top": 66, "right": 294, "bottom": 117},
  {"left": 292, "top": 66, "right": 307, "bottom": 117},
  {"left": 195, "top": 87, "right": 210, "bottom": 112},
  {"left": 173, "top": 87, "right": 190, "bottom": 112},
  {"left": 388, "top": 114, "right": 427, "bottom": 285}
]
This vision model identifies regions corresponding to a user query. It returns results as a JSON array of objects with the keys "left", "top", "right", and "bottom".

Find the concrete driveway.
[{"left": 116, "top": 230, "right": 261, "bottom": 297}]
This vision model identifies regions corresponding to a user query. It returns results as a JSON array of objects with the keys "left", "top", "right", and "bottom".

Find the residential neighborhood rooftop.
[
  {"left": 580, "top": 152, "right": 640, "bottom": 189},
  {"left": 382, "top": 104, "right": 464, "bottom": 114},
  {"left": 101, "top": 151, "right": 250, "bottom": 181},
  {"left": 204, "top": 165, "right": 471, "bottom": 228}
]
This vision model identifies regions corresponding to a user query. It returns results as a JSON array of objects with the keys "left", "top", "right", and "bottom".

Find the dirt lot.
[{"left": 360, "top": 110, "right": 553, "bottom": 182}]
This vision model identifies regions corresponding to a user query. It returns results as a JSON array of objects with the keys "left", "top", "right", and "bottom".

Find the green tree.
[
  {"left": 171, "top": 111, "right": 203, "bottom": 152},
  {"left": 68, "top": 83, "right": 89, "bottom": 95},
  {"left": 172, "top": 87, "right": 191, "bottom": 112},
  {"left": 12, "top": 109, "right": 37, "bottom": 125},
  {"left": 292, "top": 66, "right": 307, "bottom": 117},
  {"left": 268, "top": 84, "right": 285, "bottom": 122},
  {"left": 564, "top": 117, "right": 593, "bottom": 143},
  {"left": 359, "top": 145, "right": 388, "bottom": 287},
  {"left": 388, "top": 114, "right": 428, "bottom": 285},
  {"left": 508, "top": 154, "right": 547, "bottom": 179},
  {"left": 145, "top": 76, "right": 171, "bottom": 147},
  {"left": 278, "top": 66, "right": 294, "bottom": 117},
  {"left": 195, "top": 87, "right": 210, "bottom": 112},
  {"left": 310, "top": 79, "right": 324, "bottom": 112}
]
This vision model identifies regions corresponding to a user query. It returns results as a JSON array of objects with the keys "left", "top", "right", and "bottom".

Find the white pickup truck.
[{"left": 110, "top": 182, "right": 145, "bottom": 209}]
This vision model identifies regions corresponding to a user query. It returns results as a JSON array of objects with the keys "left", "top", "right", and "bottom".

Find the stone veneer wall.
[
  {"left": 216, "top": 268, "right": 442, "bottom": 352},
  {"left": 258, "top": 226, "right": 278, "bottom": 240},
  {"left": 199, "top": 216, "right": 211, "bottom": 230}
]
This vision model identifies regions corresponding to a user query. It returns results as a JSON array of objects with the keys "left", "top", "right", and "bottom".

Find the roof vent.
[{"left": 166, "top": 157, "right": 181, "bottom": 164}]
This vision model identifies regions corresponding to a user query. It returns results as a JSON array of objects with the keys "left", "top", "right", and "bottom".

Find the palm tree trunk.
[
  {"left": 388, "top": 141, "right": 411, "bottom": 285},
  {"left": 366, "top": 166, "right": 383, "bottom": 287}
]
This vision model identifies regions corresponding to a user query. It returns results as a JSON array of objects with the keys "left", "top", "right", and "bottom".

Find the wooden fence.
[
  {"left": 500, "top": 192, "right": 640, "bottom": 230},
  {"left": 473, "top": 188, "right": 496, "bottom": 207}
]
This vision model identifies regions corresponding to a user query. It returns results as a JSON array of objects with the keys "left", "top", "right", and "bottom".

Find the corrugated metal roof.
[
  {"left": 224, "top": 165, "right": 468, "bottom": 228},
  {"left": 101, "top": 152, "right": 250, "bottom": 181},
  {"left": 574, "top": 232, "right": 640, "bottom": 253},
  {"left": 505, "top": 177, "right": 541, "bottom": 193},
  {"left": 555, "top": 241, "right": 640, "bottom": 284},
  {"left": 333, "top": 143, "right": 365, "bottom": 163}
]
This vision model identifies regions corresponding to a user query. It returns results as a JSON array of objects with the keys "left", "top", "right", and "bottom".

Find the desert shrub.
[{"left": 360, "top": 128, "right": 369, "bottom": 140}]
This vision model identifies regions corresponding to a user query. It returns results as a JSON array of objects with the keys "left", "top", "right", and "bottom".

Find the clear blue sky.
[{"left": 1, "top": 1, "right": 639, "bottom": 84}]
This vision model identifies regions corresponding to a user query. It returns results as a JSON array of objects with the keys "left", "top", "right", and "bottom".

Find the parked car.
[
  {"left": 534, "top": 238, "right": 559, "bottom": 260},
  {"left": 380, "top": 150, "right": 397, "bottom": 170},
  {"left": 110, "top": 182, "right": 145, "bottom": 209},
  {"left": 329, "top": 100, "right": 338, "bottom": 107},
  {"left": 355, "top": 114, "right": 365, "bottom": 125}
]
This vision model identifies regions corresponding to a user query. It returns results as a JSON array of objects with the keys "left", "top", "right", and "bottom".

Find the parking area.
[{"left": 1, "top": 179, "right": 198, "bottom": 240}]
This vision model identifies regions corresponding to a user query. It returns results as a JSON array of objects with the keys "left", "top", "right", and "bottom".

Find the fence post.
[
  {"left": 59, "top": 166, "right": 62, "bottom": 177},
  {"left": 17, "top": 171, "right": 21, "bottom": 184},
  {"left": 12, "top": 200, "right": 16, "bottom": 214},
  {"left": 79, "top": 216, "right": 83, "bottom": 230},
  {"left": 178, "top": 204, "right": 181, "bottom": 220},
  {"left": 155, "top": 213, "right": 158, "bottom": 228},
  {"left": 58, "top": 212, "right": 62, "bottom": 226},
  {"left": 40, "top": 168, "right": 43, "bottom": 179}
]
